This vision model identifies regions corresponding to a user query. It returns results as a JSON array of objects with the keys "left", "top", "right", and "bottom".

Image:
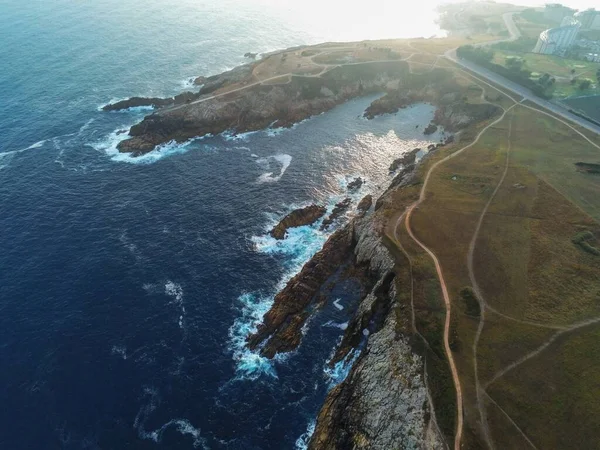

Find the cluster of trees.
[{"left": 456, "top": 45, "right": 553, "bottom": 99}]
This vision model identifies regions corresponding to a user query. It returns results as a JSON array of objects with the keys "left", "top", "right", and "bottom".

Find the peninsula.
[{"left": 104, "top": 3, "right": 600, "bottom": 449}]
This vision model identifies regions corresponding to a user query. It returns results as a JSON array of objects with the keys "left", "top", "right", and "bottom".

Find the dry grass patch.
[{"left": 488, "top": 324, "right": 600, "bottom": 450}]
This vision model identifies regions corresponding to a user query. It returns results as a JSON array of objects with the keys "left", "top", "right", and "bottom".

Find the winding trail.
[
  {"left": 468, "top": 111, "right": 514, "bottom": 450},
  {"left": 485, "top": 314, "right": 600, "bottom": 389},
  {"left": 397, "top": 88, "right": 515, "bottom": 449}
]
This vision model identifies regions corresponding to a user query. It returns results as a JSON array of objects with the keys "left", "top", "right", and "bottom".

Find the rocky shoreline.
[
  {"left": 246, "top": 148, "right": 446, "bottom": 447},
  {"left": 102, "top": 46, "right": 498, "bottom": 157},
  {"left": 107, "top": 61, "right": 411, "bottom": 155}
]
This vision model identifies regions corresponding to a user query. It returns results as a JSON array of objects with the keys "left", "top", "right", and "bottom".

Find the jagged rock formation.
[
  {"left": 246, "top": 226, "right": 356, "bottom": 357},
  {"left": 309, "top": 307, "right": 444, "bottom": 450},
  {"left": 102, "top": 96, "right": 174, "bottom": 111},
  {"left": 389, "top": 148, "right": 420, "bottom": 174},
  {"left": 356, "top": 195, "right": 373, "bottom": 215},
  {"left": 321, "top": 198, "right": 352, "bottom": 231},
  {"left": 117, "top": 61, "right": 410, "bottom": 154},
  {"left": 424, "top": 123, "right": 438, "bottom": 135},
  {"left": 347, "top": 177, "right": 364, "bottom": 191},
  {"left": 270, "top": 205, "right": 327, "bottom": 240}
]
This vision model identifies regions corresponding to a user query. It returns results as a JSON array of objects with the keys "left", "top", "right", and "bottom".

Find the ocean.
[{"left": 1, "top": 1, "right": 446, "bottom": 448}]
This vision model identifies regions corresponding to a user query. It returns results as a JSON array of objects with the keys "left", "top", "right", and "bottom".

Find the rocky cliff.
[
  {"left": 270, "top": 205, "right": 327, "bottom": 240},
  {"left": 247, "top": 156, "right": 446, "bottom": 448},
  {"left": 115, "top": 61, "right": 410, "bottom": 155}
]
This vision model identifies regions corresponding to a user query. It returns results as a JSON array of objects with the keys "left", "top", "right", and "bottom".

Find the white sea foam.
[
  {"left": 322, "top": 321, "right": 349, "bottom": 330},
  {"left": 165, "top": 281, "right": 185, "bottom": 329},
  {"left": 295, "top": 420, "right": 316, "bottom": 450},
  {"left": 180, "top": 77, "right": 196, "bottom": 89},
  {"left": 111, "top": 345, "right": 127, "bottom": 360},
  {"left": 92, "top": 125, "right": 201, "bottom": 165},
  {"left": 228, "top": 209, "right": 331, "bottom": 380},
  {"left": 256, "top": 154, "right": 292, "bottom": 183},
  {"left": 228, "top": 292, "right": 278, "bottom": 380},
  {"left": 135, "top": 387, "right": 207, "bottom": 448},
  {"left": 333, "top": 298, "right": 344, "bottom": 311},
  {"left": 222, "top": 130, "right": 258, "bottom": 142},
  {"left": 324, "top": 349, "right": 360, "bottom": 388}
]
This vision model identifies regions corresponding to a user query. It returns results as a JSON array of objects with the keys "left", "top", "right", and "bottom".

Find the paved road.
[{"left": 445, "top": 13, "right": 600, "bottom": 138}]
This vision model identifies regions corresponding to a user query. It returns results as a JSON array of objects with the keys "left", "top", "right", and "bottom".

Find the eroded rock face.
[
  {"left": 270, "top": 205, "right": 327, "bottom": 240},
  {"left": 356, "top": 195, "right": 373, "bottom": 215},
  {"left": 117, "top": 62, "right": 410, "bottom": 154},
  {"left": 433, "top": 102, "right": 500, "bottom": 132},
  {"left": 389, "top": 148, "right": 420, "bottom": 174},
  {"left": 347, "top": 177, "right": 364, "bottom": 192},
  {"left": 320, "top": 198, "right": 352, "bottom": 231},
  {"left": 246, "top": 226, "right": 355, "bottom": 357},
  {"left": 102, "top": 97, "right": 174, "bottom": 111},
  {"left": 309, "top": 308, "right": 444, "bottom": 450}
]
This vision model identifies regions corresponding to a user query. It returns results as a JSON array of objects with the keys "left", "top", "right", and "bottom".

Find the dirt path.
[
  {"left": 397, "top": 89, "right": 517, "bottom": 448},
  {"left": 468, "top": 111, "right": 515, "bottom": 449},
  {"left": 486, "top": 314, "right": 600, "bottom": 390}
]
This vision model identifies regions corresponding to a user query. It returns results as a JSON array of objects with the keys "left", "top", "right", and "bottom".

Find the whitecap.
[
  {"left": 165, "top": 281, "right": 185, "bottom": 329},
  {"left": 228, "top": 292, "right": 278, "bottom": 380},
  {"left": 333, "top": 298, "right": 344, "bottom": 311},
  {"left": 93, "top": 126, "right": 201, "bottom": 165},
  {"left": 111, "top": 345, "right": 127, "bottom": 360},
  {"left": 256, "top": 154, "right": 292, "bottom": 183},
  {"left": 324, "top": 349, "right": 360, "bottom": 388},
  {"left": 295, "top": 420, "right": 316, "bottom": 450},
  {"left": 222, "top": 130, "right": 258, "bottom": 142},
  {"left": 135, "top": 388, "right": 207, "bottom": 448},
  {"left": 165, "top": 281, "right": 184, "bottom": 304},
  {"left": 322, "top": 321, "right": 348, "bottom": 330}
]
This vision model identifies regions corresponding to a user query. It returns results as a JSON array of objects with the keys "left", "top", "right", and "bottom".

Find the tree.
[
  {"left": 506, "top": 56, "right": 524, "bottom": 71},
  {"left": 571, "top": 68, "right": 576, "bottom": 75},
  {"left": 579, "top": 79, "right": 592, "bottom": 90}
]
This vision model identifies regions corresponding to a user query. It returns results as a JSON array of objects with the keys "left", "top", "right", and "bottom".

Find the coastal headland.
[{"left": 104, "top": 3, "right": 600, "bottom": 448}]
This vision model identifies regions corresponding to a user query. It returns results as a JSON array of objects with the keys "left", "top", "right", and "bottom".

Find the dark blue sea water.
[{"left": 0, "top": 1, "right": 444, "bottom": 448}]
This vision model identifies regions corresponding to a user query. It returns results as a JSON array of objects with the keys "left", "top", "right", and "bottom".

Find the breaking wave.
[
  {"left": 295, "top": 420, "right": 316, "bottom": 450},
  {"left": 135, "top": 387, "right": 207, "bottom": 448},
  {"left": 256, "top": 154, "right": 292, "bottom": 183}
]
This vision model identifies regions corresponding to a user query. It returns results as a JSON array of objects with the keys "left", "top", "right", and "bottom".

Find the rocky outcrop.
[
  {"left": 347, "top": 177, "right": 364, "bottom": 191},
  {"left": 433, "top": 102, "right": 500, "bottom": 132},
  {"left": 320, "top": 198, "right": 352, "bottom": 231},
  {"left": 363, "top": 92, "right": 419, "bottom": 119},
  {"left": 270, "top": 205, "right": 327, "bottom": 240},
  {"left": 117, "top": 61, "right": 410, "bottom": 154},
  {"left": 356, "top": 195, "right": 373, "bottom": 215},
  {"left": 247, "top": 206, "right": 397, "bottom": 358},
  {"left": 389, "top": 148, "right": 420, "bottom": 174},
  {"left": 244, "top": 52, "right": 258, "bottom": 59},
  {"left": 424, "top": 123, "right": 438, "bottom": 135},
  {"left": 309, "top": 304, "right": 444, "bottom": 450},
  {"left": 102, "top": 96, "right": 174, "bottom": 111},
  {"left": 246, "top": 226, "right": 356, "bottom": 357}
]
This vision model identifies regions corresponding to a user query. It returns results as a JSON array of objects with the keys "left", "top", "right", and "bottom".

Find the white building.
[
  {"left": 574, "top": 9, "right": 600, "bottom": 30},
  {"left": 533, "top": 16, "right": 581, "bottom": 55}
]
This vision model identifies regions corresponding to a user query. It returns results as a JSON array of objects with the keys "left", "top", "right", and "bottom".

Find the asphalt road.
[{"left": 445, "top": 13, "right": 600, "bottom": 138}]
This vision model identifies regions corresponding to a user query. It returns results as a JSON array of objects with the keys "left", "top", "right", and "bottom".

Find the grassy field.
[
  {"left": 491, "top": 50, "right": 600, "bottom": 98},
  {"left": 382, "top": 62, "right": 600, "bottom": 448}
]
